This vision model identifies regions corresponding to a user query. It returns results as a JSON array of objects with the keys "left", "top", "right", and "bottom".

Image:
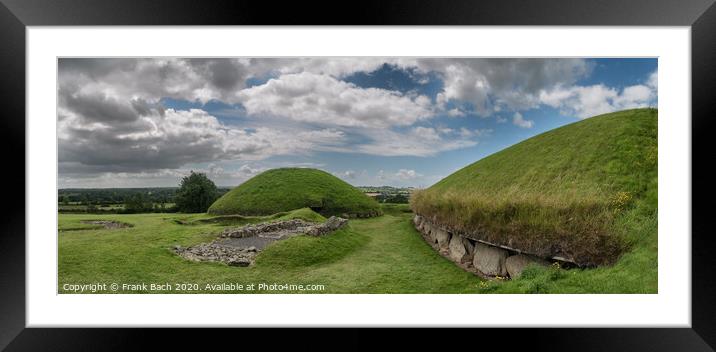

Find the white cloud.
[
  {"left": 447, "top": 108, "right": 466, "bottom": 117},
  {"left": 395, "top": 169, "right": 422, "bottom": 180},
  {"left": 411, "top": 58, "right": 592, "bottom": 115},
  {"left": 512, "top": 112, "right": 534, "bottom": 129},
  {"left": 58, "top": 107, "right": 348, "bottom": 174},
  {"left": 647, "top": 70, "right": 658, "bottom": 90},
  {"left": 237, "top": 72, "right": 434, "bottom": 128},
  {"left": 355, "top": 127, "right": 478, "bottom": 157},
  {"left": 539, "top": 80, "right": 657, "bottom": 119},
  {"left": 58, "top": 162, "right": 269, "bottom": 188},
  {"left": 458, "top": 127, "right": 492, "bottom": 138},
  {"left": 334, "top": 169, "right": 365, "bottom": 180}
]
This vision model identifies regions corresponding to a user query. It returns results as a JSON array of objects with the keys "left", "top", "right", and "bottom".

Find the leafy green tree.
[
  {"left": 124, "top": 193, "right": 151, "bottom": 213},
  {"left": 175, "top": 171, "right": 218, "bottom": 213}
]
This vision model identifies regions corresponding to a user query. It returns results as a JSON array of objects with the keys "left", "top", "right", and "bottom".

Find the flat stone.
[
  {"left": 505, "top": 254, "right": 550, "bottom": 278},
  {"left": 448, "top": 235, "right": 474, "bottom": 263},
  {"left": 473, "top": 243, "right": 509, "bottom": 276},
  {"left": 228, "top": 258, "right": 251, "bottom": 267},
  {"left": 434, "top": 228, "right": 451, "bottom": 249}
]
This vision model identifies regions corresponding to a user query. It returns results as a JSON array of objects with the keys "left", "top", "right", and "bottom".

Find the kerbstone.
[
  {"left": 505, "top": 254, "right": 550, "bottom": 278},
  {"left": 473, "top": 243, "right": 509, "bottom": 276},
  {"left": 448, "top": 235, "right": 474, "bottom": 263}
]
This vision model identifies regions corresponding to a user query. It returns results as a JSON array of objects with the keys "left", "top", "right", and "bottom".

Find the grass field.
[
  {"left": 58, "top": 206, "right": 482, "bottom": 294},
  {"left": 208, "top": 168, "right": 381, "bottom": 217},
  {"left": 58, "top": 202, "right": 655, "bottom": 294},
  {"left": 411, "top": 108, "right": 657, "bottom": 267}
]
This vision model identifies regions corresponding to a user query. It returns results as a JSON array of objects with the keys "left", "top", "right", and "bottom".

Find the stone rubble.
[
  {"left": 220, "top": 219, "right": 316, "bottom": 238},
  {"left": 306, "top": 216, "right": 349, "bottom": 236},
  {"left": 80, "top": 220, "right": 131, "bottom": 229},
  {"left": 174, "top": 216, "right": 349, "bottom": 266},
  {"left": 174, "top": 243, "right": 257, "bottom": 267}
]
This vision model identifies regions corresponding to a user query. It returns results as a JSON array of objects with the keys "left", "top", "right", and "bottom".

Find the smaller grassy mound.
[
  {"left": 411, "top": 108, "right": 657, "bottom": 267},
  {"left": 208, "top": 168, "right": 381, "bottom": 218}
]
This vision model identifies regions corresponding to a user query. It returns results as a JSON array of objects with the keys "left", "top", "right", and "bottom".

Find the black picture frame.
[{"left": 1, "top": 0, "right": 714, "bottom": 350}]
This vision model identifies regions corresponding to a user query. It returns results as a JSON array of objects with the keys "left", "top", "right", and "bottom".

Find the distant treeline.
[
  {"left": 356, "top": 186, "right": 413, "bottom": 204},
  {"left": 58, "top": 187, "right": 231, "bottom": 214},
  {"left": 59, "top": 185, "right": 413, "bottom": 213}
]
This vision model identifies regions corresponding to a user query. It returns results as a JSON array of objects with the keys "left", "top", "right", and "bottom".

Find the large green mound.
[
  {"left": 208, "top": 168, "right": 382, "bottom": 217},
  {"left": 411, "top": 108, "right": 657, "bottom": 266}
]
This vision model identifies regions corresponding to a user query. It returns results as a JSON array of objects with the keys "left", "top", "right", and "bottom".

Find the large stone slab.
[
  {"left": 434, "top": 228, "right": 451, "bottom": 249},
  {"left": 448, "top": 235, "right": 474, "bottom": 263},
  {"left": 505, "top": 254, "right": 550, "bottom": 278},
  {"left": 422, "top": 221, "right": 437, "bottom": 243},
  {"left": 415, "top": 215, "right": 427, "bottom": 233},
  {"left": 473, "top": 243, "right": 509, "bottom": 276}
]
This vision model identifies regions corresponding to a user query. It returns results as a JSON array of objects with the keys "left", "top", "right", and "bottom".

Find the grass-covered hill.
[
  {"left": 208, "top": 168, "right": 382, "bottom": 217},
  {"left": 411, "top": 108, "right": 657, "bottom": 267}
]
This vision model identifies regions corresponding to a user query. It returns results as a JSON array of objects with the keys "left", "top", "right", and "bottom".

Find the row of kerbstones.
[{"left": 413, "top": 214, "right": 549, "bottom": 278}]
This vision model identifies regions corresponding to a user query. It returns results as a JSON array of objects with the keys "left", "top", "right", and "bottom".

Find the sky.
[{"left": 57, "top": 58, "right": 657, "bottom": 188}]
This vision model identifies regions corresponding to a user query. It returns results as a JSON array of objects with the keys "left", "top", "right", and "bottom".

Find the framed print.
[{"left": 2, "top": 0, "right": 715, "bottom": 349}]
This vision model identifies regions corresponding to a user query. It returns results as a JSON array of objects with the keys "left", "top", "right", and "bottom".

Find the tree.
[
  {"left": 174, "top": 171, "right": 218, "bottom": 213},
  {"left": 124, "top": 193, "right": 152, "bottom": 213}
]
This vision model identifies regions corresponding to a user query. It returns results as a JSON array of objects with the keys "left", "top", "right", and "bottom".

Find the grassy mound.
[
  {"left": 208, "top": 168, "right": 381, "bottom": 217},
  {"left": 411, "top": 108, "right": 657, "bottom": 266}
]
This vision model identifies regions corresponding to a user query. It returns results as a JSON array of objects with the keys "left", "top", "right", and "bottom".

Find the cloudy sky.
[{"left": 58, "top": 57, "right": 657, "bottom": 188}]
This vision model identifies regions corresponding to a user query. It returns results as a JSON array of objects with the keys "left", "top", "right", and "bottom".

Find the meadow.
[
  {"left": 58, "top": 202, "right": 655, "bottom": 294},
  {"left": 58, "top": 205, "right": 483, "bottom": 293}
]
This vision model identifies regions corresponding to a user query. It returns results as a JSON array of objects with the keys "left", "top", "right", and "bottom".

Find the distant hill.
[
  {"left": 411, "top": 108, "right": 658, "bottom": 266},
  {"left": 208, "top": 168, "right": 382, "bottom": 217}
]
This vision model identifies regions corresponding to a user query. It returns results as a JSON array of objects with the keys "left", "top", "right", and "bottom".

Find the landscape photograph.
[{"left": 57, "top": 57, "right": 658, "bottom": 294}]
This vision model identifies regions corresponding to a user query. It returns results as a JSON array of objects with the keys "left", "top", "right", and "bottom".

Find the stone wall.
[{"left": 413, "top": 214, "right": 557, "bottom": 279}]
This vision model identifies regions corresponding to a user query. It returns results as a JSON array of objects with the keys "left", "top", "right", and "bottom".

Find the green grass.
[
  {"left": 208, "top": 168, "right": 382, "bottom": 218},
  {"left": 58, "top": 210, "right": 483, "bottom": 294},
  {"left": 58, "top": 203, "right": 655, "bottom": 293},
  {"left": 58, "top": 216, "right": 132, "bottom": 231},
  {"left": 411, "top": 108, "right": 657, "bottom": 267}
]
